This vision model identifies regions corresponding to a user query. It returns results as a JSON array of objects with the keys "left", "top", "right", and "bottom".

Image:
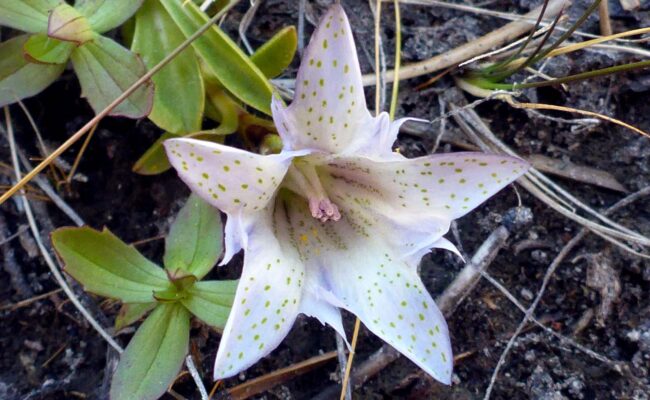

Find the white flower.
[{"left": 164, "top": 3, "right": 527, "bottom": 384}]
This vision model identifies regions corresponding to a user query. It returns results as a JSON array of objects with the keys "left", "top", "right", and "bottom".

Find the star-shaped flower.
[{"left": 164, "top": 4, "right": 528, "bottom": 384}]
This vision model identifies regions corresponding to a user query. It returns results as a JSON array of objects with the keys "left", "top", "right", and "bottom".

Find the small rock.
[
  {"left": 526, "top": 365, "right": 567, "bottom": 400},
  {"left": 521, "top": 288, "right": 534, "bottom": 301},
  {"left": 531, "top": 250, "right": 549, "bottom": 264},
  {"left": 23, "top": 340, "right": 44, "bottom": 352},
  {"left": 566, "top": 377, "right": 585, "bottom": 399}
]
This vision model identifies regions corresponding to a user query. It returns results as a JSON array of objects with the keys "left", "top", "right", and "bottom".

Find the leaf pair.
[
  {"left": 132, "top": 0, "right": 297, "bottom": 175},
  {"left": 52, "top": 194, "right": 236, "bottom": 400},
  {"left": 0, "top": 0, "right": 153, "bottom": 118}
]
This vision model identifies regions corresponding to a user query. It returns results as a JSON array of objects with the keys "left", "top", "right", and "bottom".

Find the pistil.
[{"left": 285, "top": 160, "right": 341, "bottom": 222}]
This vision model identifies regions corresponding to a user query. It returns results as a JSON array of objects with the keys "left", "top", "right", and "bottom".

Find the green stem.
[
  {"left": 482, "top": 0, "right": 550, "bottom": 75},
  {"left": 484, "top": 0, "right": 602, "bottom": 82},
  {"left": 474, "top": 60, "right": 650, "bottom": 90}
]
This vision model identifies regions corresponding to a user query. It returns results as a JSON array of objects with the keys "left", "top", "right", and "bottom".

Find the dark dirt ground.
[{"left": 1, "top": 0, "right": 650, "bottom": 399}]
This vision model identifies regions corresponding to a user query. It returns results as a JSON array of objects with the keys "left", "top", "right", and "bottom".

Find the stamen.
[{"left": 286, "top": 161, "right": 341, "bottom": 222}]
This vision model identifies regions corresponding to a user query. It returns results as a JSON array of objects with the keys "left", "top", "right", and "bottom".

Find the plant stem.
[{"left": 475, "top": 59, "right": 650, "bottom": 90}]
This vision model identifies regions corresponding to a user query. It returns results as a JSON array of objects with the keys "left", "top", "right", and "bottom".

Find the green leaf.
[
  {"left": 203, "top": 84, "right": 241, "bottom": 129},
  {"left": 47, "top": 3, "right": 95, "bottom": 44},
  {"left": 75, "top": 0, "right": 144, "bottom": 34},
  {"left": 51, "top": 226, "right": 170, "bottom": 303},
  {"left": 181, "top": 280, "right": 237, "bottom": 328},
  {"left": 70, "top": 35, "right": 154, "bottom": 118},
  {"left": 0, "top": 35, "right": 65, "bottom": 108},
  {"left": 132, "top": 0, "right": 204, "bottom": 134},
  {"left": 164, "top": 193, "right": 223, "bottom": 280},
  {"left": 251, "top": 26, "right": 297, "bottom": 79},
  {"left": 24, "top": 33, "right": 75, "bottom": 65},
  {"left": 159, "top": 0, "right": 273, "bottom": 115},
  {"left": 132, "top": 125, "right": 232, "bottom": 176},
  {"left": 115, "top": 302, "right": 156, "bottom": 331},
  {"left": 0, "top": 0, "right": 61, "bottom": 33},
  {"left": 110, "top": 303, "right": 190, "bottom": 400},
  {"left": 132, "top": 132, "right": 180, "bottom": 175}
]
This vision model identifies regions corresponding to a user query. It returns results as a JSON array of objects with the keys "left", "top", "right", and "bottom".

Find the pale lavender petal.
[
  {"left": 276, "top": 192, "right": 453, "bottom": 383},
  {"left": 164, "top": 138, "right": 304, "bottom": 215},
  {"left": 213, "top": 211, "right": 305, "bottom": 379},
  {"left": 353, "top": 116, "right": 427, "bottom": 159},
  {"left": 430, "top": 237, "right": 463, "bottom": 260},
  {"left": 298, "top": 288, "right": 347, "bottom": 345},
  {"left": 323, "top": 152, "right": 529, "bottom": 220},
  {"left": 275, "top": 4, "right": 376, "bottom": 153},
  {"left": 221, "top": 210, "right": 244, "bottom": 265}
]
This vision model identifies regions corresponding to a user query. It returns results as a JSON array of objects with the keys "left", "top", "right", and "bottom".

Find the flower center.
[{"left": 285, "top": 160, "right": 341, "bottom": 223}]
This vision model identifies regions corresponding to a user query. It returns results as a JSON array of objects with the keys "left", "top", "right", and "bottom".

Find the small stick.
[
  {"left": 340, "top": 318, "right": 361, "bottom": 400},
  {"left": 360, "top": 0, "right": 568, "bottom": 85},
  {"left": 186, "top": 355, "right": 209, "bottom": 400},
  {"left": 1, "top": 288, "right": 63, "bottom": 311},
  {"left": 0, "top": 212, "right": 33, "bottom": 297},
  {"left": 227, "top": 351, "right": 337, "bottom": 399},
  {"left": 65, "top": 123, "right": 98, "bottom": 185},
  {"left": 335, "top": 333, "right": 351, "bottom": 400},
  {"left": 598, "top": 0, "right": 613, "bottom": 36}
]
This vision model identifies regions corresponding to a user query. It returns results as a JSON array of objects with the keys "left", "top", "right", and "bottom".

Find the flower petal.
[
  {"left": 323, "top": 152, "right": 528, "bottom": 220},
  {"left": 274, "top": 4, "right": 375, "bottom": 153},
  {"left": 298, "top": 288, "right": 347, "bottom": 344},
  {"left": 277, "top": 194, "right": 453, "bottom": 383},
  {"left": 353, "top": 116, "right": 427, "bottom": 159},
  {"left": 319, "top": 153, "right": 526, "bottom": 262},
  {"left": 164, "top": 138, "right": 299, "bottom": 215},
  {"left": 213, "top": 210, "right": 305, "bottom": 379}
]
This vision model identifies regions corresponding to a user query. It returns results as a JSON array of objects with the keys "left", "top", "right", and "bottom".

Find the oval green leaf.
[
  {"left": 181, "top": 280, "right": 237, "bottom": 328},
  {"left": 159, "top": 0, "right": 273, "bottom": 115},
  {"left": 51, "top": 226, "right": 170, "bottom": 303},
  {"left": 24, "top": 33, "right": 75, "bottom": 64},
  {"left": 164, "top": 193, "right": 223, "bottom": 280},
  {"left": 132, "top": 132, "right": 180, "bottom": 175},
  {"left": 74, "top": 0, "right": 144, "bottom": 34},
  {"left": 0, "top": 35, "right": 65, "bottom": 108},
  {"left": 0, "top": 0, "right": 61, "bottom": 33},
  {"left": 251, "top": 26, "right": 297, "bottom": 79},
  {"left": 110, "top": 303, "right": 190, "bottom": 400},
  {"left": 132, "top": 0, "right": 204, "bottom": 134},
  {"left": 47, "top": 3, "right": 95, "bottom": 44},
  {"left": 114, "top": 302, "right": 156, "bottom": 331},
  {"left": 70, "top": 35, "right": 154, "bottom": 118}
]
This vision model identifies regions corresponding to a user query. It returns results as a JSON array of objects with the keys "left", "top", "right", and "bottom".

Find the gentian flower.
[{"left": 164, "top": 4, "right": 527, "bottom": 384}]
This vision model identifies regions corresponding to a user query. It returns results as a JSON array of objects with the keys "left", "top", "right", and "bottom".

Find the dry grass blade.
[
  {"left": 0, "top": 288, "right": 63, "bottom": 311},
  {"left": 359, "top": 0, "right": 568, "bottom": 85},
  {"left": 65, "top": 123, "right": 98, "bottom": 185},
  {"left": 226, "top": 351, "right": 338, "bottom": 400},
  {"left": 503, "top": 98, "right": 650, "bottom": 139}
]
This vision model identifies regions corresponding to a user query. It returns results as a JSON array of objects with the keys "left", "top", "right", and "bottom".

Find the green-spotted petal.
[
  {"left": 213, "top": 212, "right": 305, "bottom": 379},
  {"left": 271, "top": 4, "right": 374, "bottom": 154},
  {"left": 324, "top": 153, "right": 528, "bottom": 220},
  {"left": 163, "top": 138, "right": 301, "bottom": 215},
  {"left": 275, "top": 191, "right": 453, "bottom": 383}
]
